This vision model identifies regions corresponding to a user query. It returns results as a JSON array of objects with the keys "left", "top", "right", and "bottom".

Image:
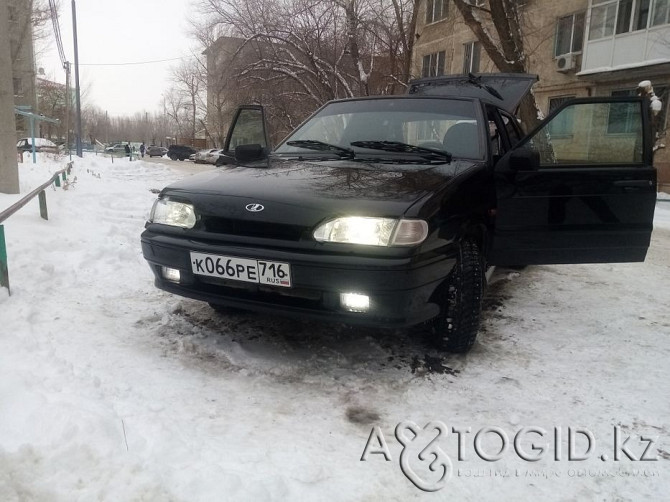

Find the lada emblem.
[{"left": 245, "top": 203, "right": 265, "bottom": 212}]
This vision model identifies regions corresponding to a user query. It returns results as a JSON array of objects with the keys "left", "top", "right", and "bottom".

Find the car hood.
[
  {"left": 408, "top": 73, "right": 538, "bottom": 113},
  {"left": 162, "top": 158, "right": 477, "bottom": 229}
]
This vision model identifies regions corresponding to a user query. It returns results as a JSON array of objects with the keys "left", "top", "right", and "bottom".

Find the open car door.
[
  {"left": 489, "top": 96, "right": 657, "bottom": 265},
  {"left": 219, "top": 105, "right": 271, "bottom": 165}
]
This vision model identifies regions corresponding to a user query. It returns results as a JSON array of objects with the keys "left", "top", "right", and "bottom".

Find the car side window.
[
  {"left": 227, "top": 108, "right": 268, "bottom": 151},
  {"left": 486, "top": 108, "right": 518, "bottom": 159},
  {"left": 523, "top": 100, "right": 645, "bottom": 166},
  {"left": 500, "top": 111, "right": 523, "bottom": 146},
  {"left": 488, "top": 119, "right": 501, "bottom": 157}
]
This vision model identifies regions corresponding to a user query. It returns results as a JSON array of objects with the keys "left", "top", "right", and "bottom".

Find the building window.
[
  {"left": 589, "top": 0, "right": 667, "bottom": 39},
  {"left": 467, "top": 0, "right": 486, "bottom": 5},
  {"left": 13, "top": 78, "right": 22, "bottom": 96},
  {"left": 555, "top": 12, "right": 585, "bottom": 57},
  {"left": 609, "top": 87, "right": 667, "bottom": 133},
  {"left": 589, "top": 0, "right": 617, "bottom": 40},
  {"left": 426, "top": 0, "right": 449, "bottom": 24},
  {"left": 422, "top": 51, "right": 446, "bottom": 77},
  {"left": 462, "top": 41, "right": 481, "bottom": 73},
  {"left": 616, "top": 0, "right": 651, "bottom": 34},
  {"left": 609, "top": 90, "right": 642, "bottom": 133},
  {"left": 548, "top": 96, "right": 576, "bottom": 136},
  {"left": 652, "top": 0, "right": 670, "bottom": 26}
]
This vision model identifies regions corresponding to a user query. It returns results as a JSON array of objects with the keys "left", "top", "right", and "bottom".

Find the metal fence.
[{"left": 0, "top": 162, "right": 73, "bottom": 295}]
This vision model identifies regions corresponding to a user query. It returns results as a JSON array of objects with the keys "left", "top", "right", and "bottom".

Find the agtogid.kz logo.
[{"left": 360, "top": 422, "right": 660, "bottom": 492}]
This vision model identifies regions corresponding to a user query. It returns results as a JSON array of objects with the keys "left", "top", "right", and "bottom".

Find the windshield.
[{"left": 275, "top": 98, "right": 484, "bottom": 160}]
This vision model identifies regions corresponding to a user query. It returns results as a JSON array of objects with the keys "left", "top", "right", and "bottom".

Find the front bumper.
[{"left": 141, "top": 231, "right": 455, "bottom": 328}]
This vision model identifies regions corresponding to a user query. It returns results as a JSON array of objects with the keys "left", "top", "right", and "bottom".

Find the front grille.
[
  {"left": 202, "top": 217, "right": 305, "bottom": 241},
  {"left": 196, "top": 276, "right": 327, "bottom": 309}
]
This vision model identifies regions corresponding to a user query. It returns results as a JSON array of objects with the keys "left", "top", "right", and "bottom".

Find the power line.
[
  {"left": 79, "top": 56, "right": 193, "bottom": 67},
  {"left": 48, "top": 0, "right": 67, "bottom": 68},
  {"left": 46, "top": 2, "right": 193, "bottom": 70}
]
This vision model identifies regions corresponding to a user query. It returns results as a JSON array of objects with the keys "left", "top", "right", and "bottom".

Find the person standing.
[
  {"left": 124, "top": 143, "right": 130, "bottom": 157},
  {"left": 637, "top": 80, "right": 663, "bottom": 153},
  {"left": 140, "top": 142, "right": 146, "bottom": 158}
]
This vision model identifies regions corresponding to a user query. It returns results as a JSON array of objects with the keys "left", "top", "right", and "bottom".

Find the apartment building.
[
  {"left": 8, "top": 0, "right": 38, "bottom": 139},
  {"left": 413, "top": 0, "right": 670, "bottom": 189}
]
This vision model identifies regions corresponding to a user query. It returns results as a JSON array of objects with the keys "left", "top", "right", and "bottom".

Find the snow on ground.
[{"left": 0, "top": 154, "right": 669, "bottom": 501}]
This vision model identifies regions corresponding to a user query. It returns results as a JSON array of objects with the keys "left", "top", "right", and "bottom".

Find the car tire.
[
  {"left": 430, "top": 239, "right": 483, "bottom": 353},
  {"left": 169, "top": 154, "right": 178, "bottom": 161}
]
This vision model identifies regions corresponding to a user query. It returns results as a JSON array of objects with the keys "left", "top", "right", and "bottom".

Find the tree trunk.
[
  {"left": 0, "top": 0, "right": 19, "bottom": 193},
  {"left": 451, "top": 0, "right": 542, "bottom": 130}
]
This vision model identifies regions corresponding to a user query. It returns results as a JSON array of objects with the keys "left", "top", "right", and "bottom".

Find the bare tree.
[
  {"left": 9, "top": 0, "right": 51, "bottom": 65},
  {"left": 451, "top": 0, "right": 543, "bottom": 128},
  {"left": 364, "top": 0, "right": 419, "bottom": 93},
  {"left": 391, "top": 0, "right": 420, "bottom": 86},
  {"left": 171, "top": 59, "right": 207, "bottom": 143},
  {"left": 162, "top": 88, "right": 191, "bottom": 141},
  {"left": 36, "top": 77, "right": 66, "bottom": 139},
  {"left": 194, "top": 0, "right": 420, "bottom": 140}
]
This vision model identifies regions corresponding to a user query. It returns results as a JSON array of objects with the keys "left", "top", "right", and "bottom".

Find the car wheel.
[
  {"left": 169, "top": 154, "right": 178, "bottom": 160},
  {"left": 430, "top": 239, "right": 483, "bottom": 353}
]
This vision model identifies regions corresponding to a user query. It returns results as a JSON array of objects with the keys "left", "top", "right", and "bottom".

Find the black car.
[
  {"left": 167, "top": 144, "right": 197, "bottom": 161},
  {"left": 147, "top": 145, "right": 168, "bottom": 157},
  {"left": 141, "top": 74, "right": 657, "bottom": 353}
]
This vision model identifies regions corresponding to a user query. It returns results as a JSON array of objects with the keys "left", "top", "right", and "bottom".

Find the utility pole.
[
  {"left": 64, "top": 61, "right": 71, "bottom": 159},
  {"left": 0, "top": 0, "right": 19, "bottom": 194},
  {"left": 72, "top": 0, "right": 83, "bottom": 157}
]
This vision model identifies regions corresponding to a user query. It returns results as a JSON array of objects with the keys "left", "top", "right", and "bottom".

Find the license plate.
[{"left": 190, "top": 252, "right": 292, "bottom": 288}]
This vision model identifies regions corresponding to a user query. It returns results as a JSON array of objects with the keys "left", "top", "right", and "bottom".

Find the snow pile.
[{"left": 0, "top": 153, "right": 669, "bottom": 501}]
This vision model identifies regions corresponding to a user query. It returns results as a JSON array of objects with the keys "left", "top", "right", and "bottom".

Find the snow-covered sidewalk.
[{"left": 0, "top": 154, "right": 669, "bottom": 501}]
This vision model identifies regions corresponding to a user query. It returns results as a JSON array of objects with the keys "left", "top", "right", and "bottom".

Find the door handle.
[{"left": 613, "top": 180, "right": 652, "bottom": 188}]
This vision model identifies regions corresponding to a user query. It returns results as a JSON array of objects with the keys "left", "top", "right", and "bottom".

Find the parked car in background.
[
  {"left": 16, "top": 137, "right": 60, "bottom": 153},
  {"left": 142, "top": 74, "right": 657, "bottom": 354},
  {"left": 194, "top": 148, "right": 222, "bottom": 164},
  {"left": 167, "top": 145, "right": 197, "bottom": 161},
  {"left": 68, "top": 142, "right": 94, "bottom": 152},
  {"left": 147, "top": 146, "right": 168, "bottom": 157},
  {"left": 105, "top": 143, "right": 129, "bottom": 155}
]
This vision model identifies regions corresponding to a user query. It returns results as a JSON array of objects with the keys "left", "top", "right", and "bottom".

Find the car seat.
[{"left": 442, "top": 122, "right": 481, "bottom": 158}]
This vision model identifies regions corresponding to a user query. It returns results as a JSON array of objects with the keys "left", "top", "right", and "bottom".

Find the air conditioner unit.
[{"left": 556, "top": 53, "right": 577, "bottom": 73}]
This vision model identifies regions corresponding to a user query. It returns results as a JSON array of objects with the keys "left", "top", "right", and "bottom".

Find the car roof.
[
  {"left": 407, "top": 73, "right": 538, "bottom": 113},
  {"left": 324, "top": 94, "right": 482, "bottom": 108},
  {"left": 17, "top": 137, "right": 57, "bottom": 146}
]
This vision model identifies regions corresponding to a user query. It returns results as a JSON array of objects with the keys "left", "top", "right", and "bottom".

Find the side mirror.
[
  {"left": 234, "top": 143, "right": 266, "bottom": 163},
  {"left": 509, "top": 147, "right": 540, "bottom": 171}
]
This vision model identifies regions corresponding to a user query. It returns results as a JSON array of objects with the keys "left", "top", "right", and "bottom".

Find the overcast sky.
[{"left": 41, "top": 0, "right": 199, "bottom": 117}]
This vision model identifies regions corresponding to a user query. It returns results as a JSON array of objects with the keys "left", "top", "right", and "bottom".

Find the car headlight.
[
  {"left": 149, "top": 198, "right": 196, "bottom": 229},
  {"left": 313, "top": 217, "right": 428, "bottom": 246}
]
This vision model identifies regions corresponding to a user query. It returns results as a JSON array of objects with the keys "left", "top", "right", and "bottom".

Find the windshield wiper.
[
  {"left": 349, "top": 140, "right": 452, "bottom": 162},
  {"left": 286, "top": 140, "right": 355, "bottom": 159},
  {"left": 467, "top": 73, "right": 504, "bottom": 101}
]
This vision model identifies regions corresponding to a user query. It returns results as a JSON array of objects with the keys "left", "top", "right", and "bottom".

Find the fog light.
[
  {"left": 340, "top": 292, "right": 370, "bottom": 313},
  {"left": 162, "top": 266, "right": 181, "bottom": 283}
]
